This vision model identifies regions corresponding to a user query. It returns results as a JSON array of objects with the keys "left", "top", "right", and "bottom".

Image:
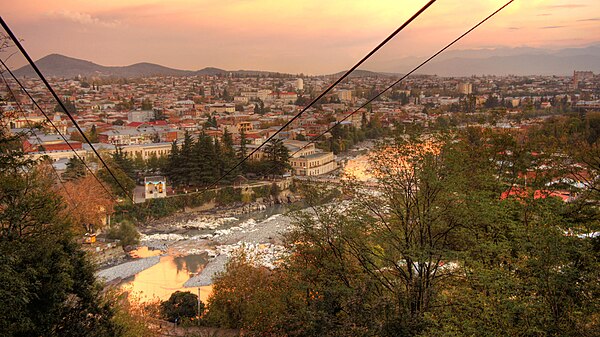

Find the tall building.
[
  {"left": 296, "top": 78, "right": 304, "bottom": 91},
  {"left": 337, "top": 89, "right": 352, "bottom": 102},
  {"left": 456, "top": 82, "right": 473, "bottom": 95},
  {"left": 573, "top": 71, "right": 594, "bottom": 89}
]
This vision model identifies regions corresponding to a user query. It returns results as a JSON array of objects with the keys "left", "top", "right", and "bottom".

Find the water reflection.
[
  {"left": 129, "top": 246, "right": 162, "bottom": 258},
  {"left": 174, "top": 254, "right": 206, "bottom": 273},
  {"left": 122, "top": 252, "right": 211, "bottom": 302},
  {"left": 123, "top": 204, "right": 291, "bottom": 303}
]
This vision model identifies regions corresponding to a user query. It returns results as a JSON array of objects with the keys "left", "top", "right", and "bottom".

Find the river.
[
  {"left": 121, "top": 247, "right": 213, "bottom": 303},
  {"left": 116, "top": 204, "right": 293, "bottom": 303},
  {"left": 113, "top": 154, "right": 371, "bottom": 303}
]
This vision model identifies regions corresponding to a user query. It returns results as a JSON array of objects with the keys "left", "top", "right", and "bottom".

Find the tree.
[
  {"left": 253, "top": 98, "right": 266, "bottom": 114},
  {"left": 263, "top": 138, "right": 290, "bottom": 177},
  {"left": 164, "top": 140, "right": 182, "bottom": 186},
  {"left": 54, "top": 99, "right": 77, "bottom": 115},
  {"left": 62, "top": 156, "right": 86, "bottom": 181},
  {"left": 205, "top": 253, "right": 292, "bottom": 331},
  {"left": 0, "top": 122, "right": 125, "bottom": 335},
  {"left": 192, "top": 132, "right": 217, "bottom": 186},
  {"left": 203, "top": 128, "right": 600, "bottom": 336},
  {"left": 141, "top": 99, "right": 153, "bottom": 110},
  {"left": 89, "top": 124, "right": 99, "bottom": 143},
  {"left": 92, "top": 148, "right": 137, "bottom": 199},
  {"left": 146, "top": 152, "right": 162, "bottom": 173},
  {"left": 160, "top": 291, "right": 202, "bottom": 323},
  {"left": 270, "top": 182, "right": 281, "bottom": 198},
  {"left": 111, "top": 147, "right": 135, "bottom": 180},
  {"left": 219, "top": 129, "right": 239, "bottom": 182},
  {"left": 484, "top": 93, "right": 500, "bottom": 109},
  {"left": 58, "top": 175, "right": 114, "bottom": 233},
  {"left": 295, "top": 95, "right": 310, "bottom": 106},
  {"left": 238, "top": 128, "right": 249, "bottom": 173},
  {"left": 107, "top": 220, "right": 140, "bottom": 247},
  {"left": 203, "top": 115, "right": 217, "bottom": 128}
]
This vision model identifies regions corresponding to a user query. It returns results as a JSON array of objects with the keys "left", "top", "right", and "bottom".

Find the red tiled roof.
[{"left": 500, "top": 187, "right": 571, "bottom": 202}]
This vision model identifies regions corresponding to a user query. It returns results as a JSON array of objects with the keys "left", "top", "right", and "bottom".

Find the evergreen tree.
[
  {"left": 180, "top": 132, "right": 195, "bottom": 186},
  {"left": 141, "top": 99, "right": 152, "bottom": 110},
  {"left": 0, "top": 123, "right": 123, "bottom": 336},
  {"left": 62, "top": 156, "right": 86, "bottom": 181},
  {"left": 89, "top": 124, "right": 99, "bottom": 143},
  {"left": 221, "top": 129, "right": 239, "bottom": 181},
  {"left": 165, "top": 141, "right": 182, "bottom": 186},
  {"left": 194, "top": 132, "right": 218, "bottom": 186},
  {"left": 263, "top": 138, "right": 290, "bottom": 177},
  {"left": 214, "top": 137, "right": 225, "bottom": 182},
  {"left": 111, "top": 147, "right": 135, "bottom": 180},
  {"left": 238, "top": 128, "right": 249, "bottom": 174},
  {"left": 54, "top": 100, "right": 77, "bottom": 115}
]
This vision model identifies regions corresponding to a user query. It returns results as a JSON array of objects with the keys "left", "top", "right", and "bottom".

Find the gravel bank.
[
  {"left": 96, "top": 256, "right": 160, "bottom": 283},
  {"left": 184, "top": 214, "right": 293, "bottom": 287},
  {"left": 184, "top": 254, "right": 228, "bottom": 287}
]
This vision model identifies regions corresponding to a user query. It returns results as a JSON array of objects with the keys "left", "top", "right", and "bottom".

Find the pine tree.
[
  {"left": 263, "top": 138, "right": 290, "bottom": 177},
  {"left": 0, "top": 123, "right": 123, "bottom": 335},
  {"left": 89, "top": 124, "right": 99, "bottom": 143},
  {"left": 221, "top": 129, "right": 239, "bottom": 181},
  {"left": 180, "top": 132, "right": 195, "bottom": 185},
  {"left": 111, "top": 147, "right": 135, "bottom": 180},
  {"left": 195, "top": 132, "right": 218, "bottom": 186},
  {"left": 165, "top": 140, "right": 181, "bottom": 186},
  {"left": 238, "top": 128, "right": 248, "bottom": 174},
  {"left": 62, "top": 157, "right": 86, "bottom": 181}
]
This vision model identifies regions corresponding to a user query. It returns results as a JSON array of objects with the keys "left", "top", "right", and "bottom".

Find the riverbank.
[
  {"left": 95, "top": 201, "right": 298, "bottom": 300},
  {"left": 184, "top": 213, "right": 293, "bottom": 287},
  {"left": 97, "top": 256, "right": 161, "bottom": 284}
]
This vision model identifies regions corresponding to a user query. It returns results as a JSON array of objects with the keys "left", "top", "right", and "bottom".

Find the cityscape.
[{"left": 1, "top": 1, "right": 600, "bottom": 336}]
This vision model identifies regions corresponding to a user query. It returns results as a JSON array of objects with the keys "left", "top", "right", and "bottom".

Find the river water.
[
  {"left": 119, "top": 204, "right": 291, "bottom": 303},
  {"left": 119, "top": 154, "right": 371, "bottom": 304},
  {"left": 121, "top": 247, "right": 213, "bottom": 303}
]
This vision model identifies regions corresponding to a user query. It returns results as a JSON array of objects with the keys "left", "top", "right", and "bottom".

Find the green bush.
[
  {"left": 160, "top": 291, "right": 203, "bottom": 323},
  {"left": 107, "top": 221, "right": 140, "bottom": 247}
]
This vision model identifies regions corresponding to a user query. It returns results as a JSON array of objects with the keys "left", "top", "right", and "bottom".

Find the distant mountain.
[
  {"left": 194, "top": 67, "right": 228, "bottom": 76},
  {"left": 386, "top": 45, "right": 600, "bottom": 76},
  {"left": 328, "top": 69, "right": 393, "bottom": 78},
  {"left": 14, "top": 54, "right": 193, "bottom": 77},
  {"left": 15, "top": 45, "right": 600, "bottom": 78},
  {"left": 13, "top": 54, "right": 291, "bottom": 78}
]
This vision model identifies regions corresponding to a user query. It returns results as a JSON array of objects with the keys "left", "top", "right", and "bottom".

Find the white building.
[
  {"left": 457, "top": 83, "right": 473, "bottom": 95},
  {"left": 128, "top": 110, "right": 155, "bottom": 123},
  {"left": 144, "top": 176, "right": 167, "bottom": 199}
]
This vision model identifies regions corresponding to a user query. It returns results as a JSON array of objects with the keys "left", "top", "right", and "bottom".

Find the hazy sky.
[{"left": 2, "top": 0, "right": 599, "bottom": 74}]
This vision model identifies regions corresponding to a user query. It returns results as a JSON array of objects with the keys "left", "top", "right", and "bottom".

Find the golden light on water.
[
  {"left": 121, "top": 253, "right": 213, "bottom": 303},
  {"left": 129, "top": 246, "right": 162, "bottom": 258}
]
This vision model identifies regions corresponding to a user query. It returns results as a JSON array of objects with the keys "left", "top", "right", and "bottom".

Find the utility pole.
[{"left": 197, "top": 287, "right": 201, "bottom": 326}]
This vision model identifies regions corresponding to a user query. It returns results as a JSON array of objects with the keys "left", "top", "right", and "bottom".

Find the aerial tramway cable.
[
  {"left": 278, "top": 0, "right": 515, "bottom": 165},
  {"left": 0, "top": 17, "right": 134, "bottom": 202},
  {"left": 0, "top": 59, "right": 119, "bottom": 202}
]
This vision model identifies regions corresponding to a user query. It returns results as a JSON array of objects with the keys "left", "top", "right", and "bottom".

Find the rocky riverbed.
[
  {"left": 96, "top": 256, "right": 161, "bottom": 283},
  {"left": 184, "top": 213, "right": 292, "bottom": 287},
  {"left": 96, "top": 202, "right": 299, "bottom": 296}
]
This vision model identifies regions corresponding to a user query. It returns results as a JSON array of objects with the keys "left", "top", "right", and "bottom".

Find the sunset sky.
[{"left": 2, "top": 0, "right": 599, "bottom": 74}]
